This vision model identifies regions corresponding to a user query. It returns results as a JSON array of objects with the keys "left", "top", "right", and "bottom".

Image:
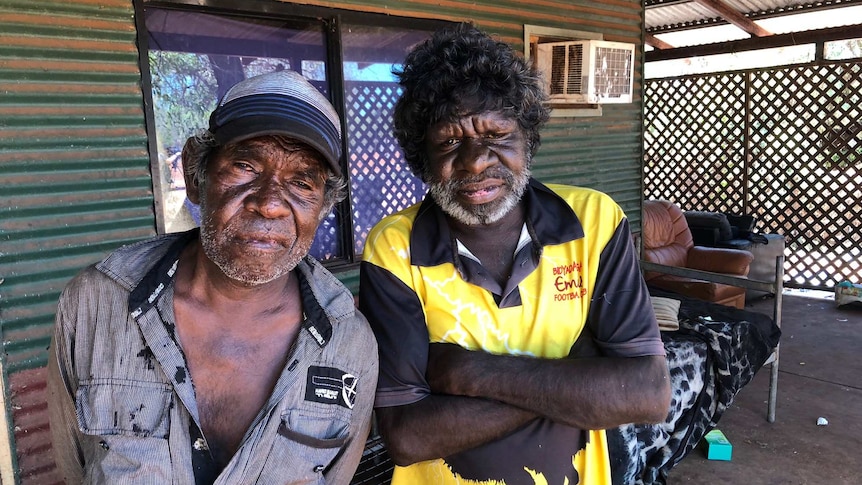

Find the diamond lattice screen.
[
  {"left": 644, "top": 73, "right": 748, "bottom": 214},
  {"left": 345, "top": 81, "right": 426, "bottom": 257},
  {"left": 645, "top": 61, "right": 862, "bottom": 289}
]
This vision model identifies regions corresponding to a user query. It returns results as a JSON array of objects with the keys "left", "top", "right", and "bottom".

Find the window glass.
[
  {"left": 340, "top": 24, "right": 430, "bottom": 256},
  {"left": 143, "top": 8, "right": 341, "bottom": 258}
]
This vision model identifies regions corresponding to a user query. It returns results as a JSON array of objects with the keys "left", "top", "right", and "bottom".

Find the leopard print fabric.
[{"left": 607, "top": 312, "right": 777, "bottom": 485}]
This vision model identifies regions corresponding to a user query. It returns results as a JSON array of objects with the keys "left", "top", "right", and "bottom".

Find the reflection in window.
[
  {"left": 143, "top": 7, "right": 337, "bottom": 257},
  {"left": 340, "top": 24, "right": 430, "bottom": 255}
]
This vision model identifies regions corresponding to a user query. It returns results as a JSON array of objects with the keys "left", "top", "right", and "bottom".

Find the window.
[
  {"left": 339, "top": 23, "right": 433, "bottom": 256},
  {"left": 136, "top": 1, "right": 449, "bottom": 263}
]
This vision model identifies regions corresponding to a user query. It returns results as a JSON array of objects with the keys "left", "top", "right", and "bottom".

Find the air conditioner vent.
[{"left": 536, "top": 40, "right": 635, "bottom": 104}]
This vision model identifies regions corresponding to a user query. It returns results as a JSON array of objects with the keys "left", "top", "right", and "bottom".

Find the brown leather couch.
[{"left": 642, "top": 199, "right": 754, "bottom": 309}]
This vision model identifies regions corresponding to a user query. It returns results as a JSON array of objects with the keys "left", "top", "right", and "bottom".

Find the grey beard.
[
  {"left": 200, "top": 221, "right": 307, "bottom": 286},
  {"left": 428, "top": 167, "right": 531, "bottom": 226},
  {"left": 198, "top": 194, "right": 308, "bottom": 286}
]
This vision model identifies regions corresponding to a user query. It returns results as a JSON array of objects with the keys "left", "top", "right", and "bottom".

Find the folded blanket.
[{"left": 651, "top": 296, "right": 681, "bottom": 331}]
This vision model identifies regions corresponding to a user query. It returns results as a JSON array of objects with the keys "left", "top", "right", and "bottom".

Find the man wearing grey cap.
[{"left": 47, "top": 70, "right": 378, "bottom": 484}]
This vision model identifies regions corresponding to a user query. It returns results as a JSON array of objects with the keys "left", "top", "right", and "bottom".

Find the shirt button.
[{"left": 313, "top": 465, "right": 325, "bottom": 473}]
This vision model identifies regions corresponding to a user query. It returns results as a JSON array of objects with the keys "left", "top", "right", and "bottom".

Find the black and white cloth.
[{"left": 608, "top": 292, "right": 781, "bottom": 484}]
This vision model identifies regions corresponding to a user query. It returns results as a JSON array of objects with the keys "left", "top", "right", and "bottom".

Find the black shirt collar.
[
  {"left": 128, "top": 229, "right": 333, "bottom": 347},
  {"left": 409, "top": 178, "right": 584, "bottom": 267}
]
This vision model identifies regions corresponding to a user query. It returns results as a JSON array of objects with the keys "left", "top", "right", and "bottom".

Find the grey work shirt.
[{"left": 47, "top": 231, "right": 378, "bottom": 484}]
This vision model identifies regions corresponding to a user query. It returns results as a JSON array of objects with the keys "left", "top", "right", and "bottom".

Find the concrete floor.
[{"left": 669, "top": 291, "right": 862, "bottom": 484}]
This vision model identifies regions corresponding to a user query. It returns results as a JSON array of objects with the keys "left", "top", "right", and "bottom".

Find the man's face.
[
  {"left": 423, "top": 110, "right": 530, "bottom": 226},
  {"left": 198, "top": 136, "right": 327, "bottom": 286}
]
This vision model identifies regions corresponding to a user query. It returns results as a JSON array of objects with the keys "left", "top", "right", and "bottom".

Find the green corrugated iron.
[{"left": 0, "top": 0, "right": 154, "bottom": 374}]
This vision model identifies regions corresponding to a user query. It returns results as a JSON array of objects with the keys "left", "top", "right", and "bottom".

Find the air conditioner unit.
[{"left": 535, "top": 40, "right": 635, "bottom": 104}]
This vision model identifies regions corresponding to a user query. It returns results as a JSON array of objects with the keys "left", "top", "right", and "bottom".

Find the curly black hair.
[{"left": 392, "top": 22, "right": 550, "bottom": 180}]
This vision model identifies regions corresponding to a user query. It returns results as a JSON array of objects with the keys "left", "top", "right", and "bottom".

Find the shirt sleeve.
[
  {"left": 359, "top": 260, "right": 431, "bottom": 408},
  {"left": 47, "top": 288, "right": 86, "bottom": 484},
  {"left": 586, "top": 217, "right": 666, "bottom": 358}
]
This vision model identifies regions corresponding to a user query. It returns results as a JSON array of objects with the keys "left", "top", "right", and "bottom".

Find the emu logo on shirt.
[
  {"left": 306, "top": 366, "right": 358, "bottom": 409},
  {"left": 552, "top": 260, "right": 587, "bottom": 301}
]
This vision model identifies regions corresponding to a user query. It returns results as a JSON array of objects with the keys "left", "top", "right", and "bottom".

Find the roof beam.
[
  {"left": 645, "top": 23, "right": 862, "bottom": 62},
  {"left": 646, "top": 33, "right": 675, "bottom": 50},
  {"left": 644, "top": 0, "right": 691, "bottom": 8},
  {"left": 692, "top": 0, "right": 773, "bottom": 37}
]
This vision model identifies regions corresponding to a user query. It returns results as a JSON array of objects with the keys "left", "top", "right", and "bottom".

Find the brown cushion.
[
  {"left": 648, "top": 275, "right": 746, "bottom": 303},
  {"left": 643, "top": 200, "right": 695, "bottom": 273},
  {"left": 643, "top": 200, "right": 694, "bottom": 250}
]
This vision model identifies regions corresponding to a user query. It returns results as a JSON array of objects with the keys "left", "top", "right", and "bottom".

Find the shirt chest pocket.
[
  {"left": 258, "top": 408, "right": 350, "bottom": 483},
  {"left": 76, "top": 380, "right": 173, "bottom": 483}
]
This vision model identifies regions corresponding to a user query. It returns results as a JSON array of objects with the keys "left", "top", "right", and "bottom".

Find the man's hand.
[
  {"left": 375, "top": 343, "right": 536, "bottom": 466},
  {"left": 379, "top": 343, "right": 671, "bottom": 466}
]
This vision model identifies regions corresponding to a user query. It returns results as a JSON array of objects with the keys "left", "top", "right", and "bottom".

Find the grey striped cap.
[{"left": 209, "top": 70, "right": 343, "bottom": 175}]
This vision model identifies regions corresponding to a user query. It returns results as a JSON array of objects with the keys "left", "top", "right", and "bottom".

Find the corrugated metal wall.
[
  {"left": 0, "top": 0, "right": 643, "bottom": 482},
  {"left": 0, "top": 0, "right": 154, "bottom": 481}
]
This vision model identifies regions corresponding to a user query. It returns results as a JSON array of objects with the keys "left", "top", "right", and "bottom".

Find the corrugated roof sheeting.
[
  {"left": 646, "top": 2, "right": 722, "bottom": 29},
  {"left": 0, "top": 0, "right": 154, "bottom": 373},
  {"left": 539, "top": 104, "right": 645, "bottom": 229},
  {"left": 9, "top": 368, "right": 54, "bottom": 484},
  {"left": 310, "top": 0, "right": 643, "bottom": 45},
  {"left": 645, "top": 0, "right": 854, "bottom": 31},
  {"left": 1, "top": 1, "right": 153, "bottom": 480}
]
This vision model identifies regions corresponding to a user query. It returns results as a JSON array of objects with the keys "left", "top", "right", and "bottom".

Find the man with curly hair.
[
  {"left": 48, "top": 70, "right": 378, "bottom": 484},
  {"left": 359, "top": 23, "right": 671, "bottom": 484}
]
